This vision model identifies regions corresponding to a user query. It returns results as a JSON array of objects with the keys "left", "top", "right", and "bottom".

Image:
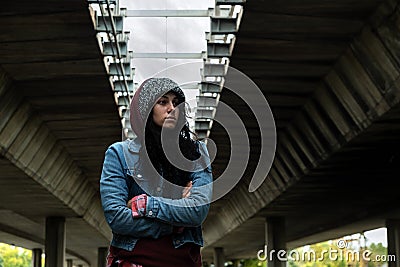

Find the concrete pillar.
[
  {"left": 386, "top": 220, "right": 400, "bottom": 267},
  {"left": 32, "top": 248, "right": 42, "bottom": 267},
  {"left": 45, "top": 217, "right": 66, "bottom": 267},
  {"left": 213, "top": 247, "right": 225, "bottom": 267},
  {"left": 66, "top": 259, "right": 73, "bottom": 267},
  {"left": 98, "top": 247, "right": 108, "bottom": 267},
  {"left": 265, "top": 217, "right": 286, "bottom": 267},
  {"left": 232, "top": 259, "right": 241, "bottom": 267}
]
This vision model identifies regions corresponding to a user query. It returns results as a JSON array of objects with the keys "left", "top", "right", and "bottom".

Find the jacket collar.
[{"left": 126, "top": 137, "right": 142, "bottom": 153}]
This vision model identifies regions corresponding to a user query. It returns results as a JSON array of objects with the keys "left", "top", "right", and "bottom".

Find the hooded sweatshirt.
[{"left": 129, "top": 77, "right": 196, "bottom": 193}]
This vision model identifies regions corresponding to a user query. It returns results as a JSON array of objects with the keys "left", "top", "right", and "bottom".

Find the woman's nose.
[{"left": 167, "top": 101, "right": 175, "bottom": 112}]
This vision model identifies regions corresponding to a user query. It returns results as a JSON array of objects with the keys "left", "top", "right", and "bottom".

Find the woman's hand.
[
  {"left": 182, "top": 181, "right": 192, "bottom": 198},
  {"left": 127, "top": 194, "right": 147, "bottom": 217}
]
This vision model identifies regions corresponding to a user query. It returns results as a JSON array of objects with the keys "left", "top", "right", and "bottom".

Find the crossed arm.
[{"left": 100, "top": 143, "right": 212, "bottom": 238}]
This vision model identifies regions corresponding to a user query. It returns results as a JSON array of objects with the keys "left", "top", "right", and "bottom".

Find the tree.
[
  {"left": 0, "top": 243, "right": 31, "bottom": 267},
  {"left": 224, "top": 259, "right": 266, "bottom": 267},
  {"left": 241, "top": 258, "right": 266, "bottom": 267},
  {"left": 287, "top": 240, "right": 347, "bottom": 267},
  {"left": 367, "top": 242, "right": 387, "bottom": 267}
]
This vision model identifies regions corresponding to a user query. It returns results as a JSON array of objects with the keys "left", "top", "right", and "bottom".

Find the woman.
[{"left": 100, "top": 78, "right": 213, "bottom": 267}]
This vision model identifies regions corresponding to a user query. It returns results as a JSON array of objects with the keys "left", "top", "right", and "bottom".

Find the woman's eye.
[{"left": 158, "top": 100, "right": 166, "bottom": 105}]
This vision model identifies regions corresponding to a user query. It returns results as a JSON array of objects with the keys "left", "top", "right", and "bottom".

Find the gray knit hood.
[{"left": 130, "top": 78, "right": 185, "bottom": 138}]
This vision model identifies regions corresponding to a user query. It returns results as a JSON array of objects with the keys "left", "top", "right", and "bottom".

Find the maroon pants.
[{"left": 107, "top": 235, "right": 201, "bottom": 267}]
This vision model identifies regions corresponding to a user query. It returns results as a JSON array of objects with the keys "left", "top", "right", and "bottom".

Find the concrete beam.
[
  {"left": 0, "top": 69, "right": 111, "bottom": 244},
  {"left": 96, "top": 15, "right": 124, "bottom": 32},
  {"left": 126, "top": 10, "right": 211, "bottom": 17},
  {"left": 131, "top": 52, "right": 205, "bottom": 59},
  {"left": 203, "top": 0, "right": 400, "bottom": 250}
]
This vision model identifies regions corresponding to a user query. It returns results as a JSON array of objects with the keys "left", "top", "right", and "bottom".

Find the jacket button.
[
  {"left": 156, "top": 187, "right": 161, "bottom": 192},
  {"left": 148, "top": 210, "right": 153, "bottom": 216}
]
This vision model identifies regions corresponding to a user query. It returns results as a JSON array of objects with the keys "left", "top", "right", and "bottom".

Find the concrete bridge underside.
[
  {"left": 201, "top": 0, "right": 400, "bottom": 262},
  {"left": 1, "top": 0, "right": 400, "bottom": 266},
  {"left": 0, "top": 1, "right": 120, "bottom": 266}
]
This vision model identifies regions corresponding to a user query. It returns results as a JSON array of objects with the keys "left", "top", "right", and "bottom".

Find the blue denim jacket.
[{"left": 100, "top": 138, "right": 213, "bottom": 251}]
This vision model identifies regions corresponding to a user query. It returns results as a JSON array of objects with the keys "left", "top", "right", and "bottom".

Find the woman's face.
[{"left": 152, "top": 92, "right": 180, "bottom": 129}]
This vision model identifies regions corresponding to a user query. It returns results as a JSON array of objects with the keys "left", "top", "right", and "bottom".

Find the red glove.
[{"left": 129, "top": 194, "right": 147, "bottom": 218}]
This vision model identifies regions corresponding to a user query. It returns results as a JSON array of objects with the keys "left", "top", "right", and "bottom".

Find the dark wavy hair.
[{"left": 142, "top": 94, "right": 200, "bottom": 187}]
